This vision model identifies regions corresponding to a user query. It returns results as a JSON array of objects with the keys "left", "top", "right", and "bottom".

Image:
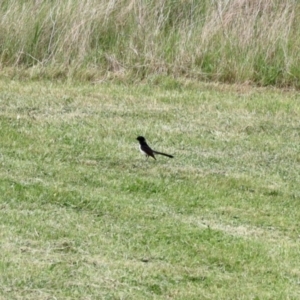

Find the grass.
[
  {"left": 1, "top": 77, "right": 300, "bottom": 299},
  {"left": 1, "top": 1, "right": 300, "bottom": 87}
]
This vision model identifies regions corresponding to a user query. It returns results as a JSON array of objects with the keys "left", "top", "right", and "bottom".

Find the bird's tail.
[{"left": 153, "top": 151, "right": 174, "bottom": 158}]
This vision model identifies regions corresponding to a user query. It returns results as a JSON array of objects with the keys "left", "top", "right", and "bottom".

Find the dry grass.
[{"left": 0, "top": 0, "right": 300, "bottom": 87}]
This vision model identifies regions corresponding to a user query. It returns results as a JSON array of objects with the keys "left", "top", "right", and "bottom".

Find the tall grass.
[{"left": 1, "top": 0, "right": 299, "bottom": 87}]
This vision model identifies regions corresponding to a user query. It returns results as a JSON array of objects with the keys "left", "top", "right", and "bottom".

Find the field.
[
  {"left": 1, "top": 78, "right": 300, "bottom": 299},
  {"left": 1, "top": 1, "right": 300, "bottom": 298}
]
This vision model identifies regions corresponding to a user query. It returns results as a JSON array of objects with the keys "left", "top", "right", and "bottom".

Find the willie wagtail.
[{"left": 136, "top": 136, "right": 174, "bottom": 159}]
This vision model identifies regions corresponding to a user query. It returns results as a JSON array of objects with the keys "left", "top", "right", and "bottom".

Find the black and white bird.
[{"left": 136, "top": 136, "right": 174, "bottom": 160}]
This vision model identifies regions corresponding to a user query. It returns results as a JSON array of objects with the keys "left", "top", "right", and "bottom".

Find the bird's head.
[{"left": 136, "top": 136, "right": 146, "bottom": 142}]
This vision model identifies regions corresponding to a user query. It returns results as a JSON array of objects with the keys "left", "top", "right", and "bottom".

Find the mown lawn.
[{"left": 1, "top": 78, "right": 300, "bottom": 299}]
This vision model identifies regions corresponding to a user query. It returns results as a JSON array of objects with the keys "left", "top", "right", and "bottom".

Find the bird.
[{"left": 136, "top": 136, "right": 174, "bottom": 160}]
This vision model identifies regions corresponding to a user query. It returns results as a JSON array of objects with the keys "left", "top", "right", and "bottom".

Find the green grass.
[{"left": 1, "top": 78, "right": 300, "bottom": 299}]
